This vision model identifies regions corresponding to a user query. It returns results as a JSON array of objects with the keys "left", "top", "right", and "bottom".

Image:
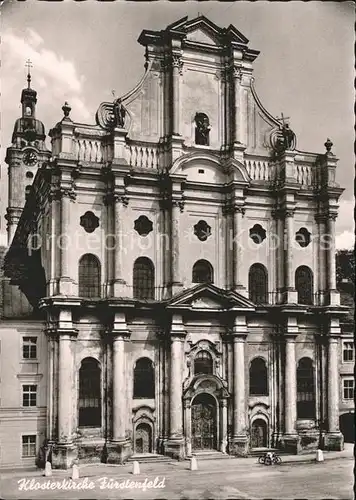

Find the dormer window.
[{"left": 195, "top": 112, "right": 210, "bottom": 146}]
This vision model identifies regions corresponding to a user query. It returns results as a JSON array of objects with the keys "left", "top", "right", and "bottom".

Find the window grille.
[
  {"left": 297, "top": 357, "right": 315, "bottom": 419},
  {"left": 78, "top": 254, "right": 101, "bottom": 298},
  {"left": 249, "top": 357, "right": 268, "bottom": 395},
  {"left": 134, "top": 358, "right": 155, "bottom": 398},
  {"left": 133, "top": 257, "right": 155, "bottom": 299},
  {"left": 192, "top": 260, "right": 213, "bottom": 284},
  {"left": 295, "top": 266, "right": 313, "bottom": 305},
  {"left": 194, "top": 350, "right": 213, "bottom": 375},
  {"left": 248, "top": 264, "right": 268, "bottom": 304},
  {"left": 78, "top": 357, "right": 101, "bottom": 427}
]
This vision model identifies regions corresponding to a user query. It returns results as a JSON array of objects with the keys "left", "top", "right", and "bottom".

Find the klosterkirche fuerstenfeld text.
[{"left": 1, "top": 16, "right": 349, "bottom": 469}]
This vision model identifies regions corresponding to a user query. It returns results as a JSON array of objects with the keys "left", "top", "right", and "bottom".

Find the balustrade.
[{"left": 126, "top": 143, "right": 159, "bottom": 169}]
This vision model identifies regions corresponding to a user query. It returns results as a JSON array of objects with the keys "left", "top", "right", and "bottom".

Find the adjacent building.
[{"left": 1, "top": 16, "right": 351, "bottom": 469}]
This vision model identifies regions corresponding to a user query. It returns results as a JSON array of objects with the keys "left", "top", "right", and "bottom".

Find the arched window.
[
  {"left": 194, "top": 350, "right": 213, "bottom": 375},
  {"left": 297, "top": 357, "right": 315, "bottom": 419},
  {"left": 78, "top": 254, "right": 101, "bottom": 298},
  {"left": 295, "top": 266, "right": 313, "bottom": 305},
  {"left": 248, "top": 264, "right": 268, "bottom": 304},
  {"left": 194, "top": 112, "right": 210, "bottom": 146},
  {"left": 78, "top": 357, "right": 101, "bottom": 427},
  {"left": 134, "top": 358, "right": 155, "bottom": 398},
  {"left": 249, "top": 357, "right": 268, "bottom": 395},
  {"left": 192, "top": 260, "right": 214, "bottom": 284},
  {"left": 133, "top": 257, "right": 155, "bottom": 300}
]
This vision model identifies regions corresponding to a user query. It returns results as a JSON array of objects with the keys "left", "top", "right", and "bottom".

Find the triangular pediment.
[
  {"left": 186, "top": 28, "right": 218, "bottom": 46},
  {"left": 166, "top": 283, "right": 255, "bottom": 311}
]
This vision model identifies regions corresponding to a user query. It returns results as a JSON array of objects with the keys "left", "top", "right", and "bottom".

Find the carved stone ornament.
[
  {"left": 80, "top": 211, "right": 100, "bottom": 233},
  {"left": 295, "top": 227, "right": 311, "bottom": 248},
  {"left": 95, "top": 101, "right": 128, "bottom": 130},
  {"left": 249, "top": 224, "right": 266, "bottom": 244},
  {"left": 270, "top": 124, "right": 296, "bottom": 155},
  {"left": 194, "top": 220, "right": 212, "bottom": 242},
  {"left": 134, "top": 215, "right": 153, "bottom": 237}
]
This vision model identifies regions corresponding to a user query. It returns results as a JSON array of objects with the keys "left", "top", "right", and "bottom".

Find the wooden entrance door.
[
  {"left": 191, "top": 393, "right": 217, "bottom": 450},
  {"left": 251, "top": 419, "right": 267, "bottom": 448},
  {"left": 135, "top": 423, "right": 152, "bottom": 454}
]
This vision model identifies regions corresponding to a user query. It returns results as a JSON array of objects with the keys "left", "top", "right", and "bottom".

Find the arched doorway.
[
  {"left": 250, "top": 419, "right": 268, "bottom": 448},
  {"left": 191, "top": 393, "right": 217, "bottom": 451},
  {"left": 339, "top": 413, "right": 355, "bottom": 443},
  {"left": 135, "top": 423, "right": 152, "bottom": 454}
]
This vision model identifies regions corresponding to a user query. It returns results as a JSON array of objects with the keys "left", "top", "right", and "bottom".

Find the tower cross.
[
  {"left": 276, "top": 112, "right": 290, "bottom": 126},
  {"left": 25, "top": 59, "right": 33, "bottom": 87}
]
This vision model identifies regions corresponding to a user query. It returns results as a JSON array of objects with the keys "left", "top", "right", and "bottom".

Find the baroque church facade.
[{"left": 1, "top": 16, "right": 348, "bottom": 469}]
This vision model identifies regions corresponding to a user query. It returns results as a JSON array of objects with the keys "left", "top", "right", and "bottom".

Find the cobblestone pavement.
[{"left": 0, "top": 445, "right": 354, "bottom": 500}]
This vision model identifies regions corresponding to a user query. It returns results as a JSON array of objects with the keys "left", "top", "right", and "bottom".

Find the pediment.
[
  {"left": 186, "top": 28, "right": 219, "bottom": 46},
  {"left": 166, "top": 283, "right": 255, "bottom": 311}
]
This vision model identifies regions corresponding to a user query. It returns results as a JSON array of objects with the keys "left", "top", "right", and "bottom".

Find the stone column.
[
  {"left": 327, "top": 336, "right": 339, "bottom": 433},
  {"left": 233, "top": 67, "right": 242, "bottom": 145},
  {"left": 51, "top": 328, "right": 77, "bottom": 470},
  {"left": 107, "top": 314, "right": 132, "bottom": 464},
  {"left": 164, "top": 315, "right": 185, "bottom": 460},
  {"left": 220, "top": 399, "right": 228, "bottom": 453},
  {"left": 58, "top": 334, "right": 73, "bottom": 443},
  {"left": 113, "top": 194, "right": 127, "bottom": 296},
  {"left": 230, "top": 316, "right": 248, "bottom": 456},
  {"left": 324, "top": 323, "right": 343, "bottom": 451},
  {"left": 183, "top": 400, "right": 192, "bottom": 457},
  {"left": 171, "top": 200, "right": 183, "bottom": 294},
  {"left": 327, "top": 213, "right": 339, "bottom": 305},
  {"left": 284, "top": 335, "right": 297, "bottom": 436},
  {"left": 172, "top": 55, "right": 182, "bottom": 136},
  {"left": 284, "top": 209, "right": 297, "bottom": 303},
  {"left": 232, "top": 204, "right": 245, "bottom": 290},
  {"left": 59, "top": 188, "right": 75, "bottom": 295},
  {"left": 315, "top": 214, "right": 327, "bottom": 305}
]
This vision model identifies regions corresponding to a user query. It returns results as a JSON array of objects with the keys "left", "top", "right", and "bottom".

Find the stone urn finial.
[
  {"left": 62, "top": 101, "right": 71, "bottom": 119},
  {"left": 324, "top": 138, "right": 333, "bottom": 153}
]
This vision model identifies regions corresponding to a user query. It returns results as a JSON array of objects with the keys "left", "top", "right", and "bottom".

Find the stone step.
[
  {"left": 190, "top": 451, "right": 233, "bottom": 460},
  {"left": 127, "top": 454, "right": 172, "bottom": 464}
]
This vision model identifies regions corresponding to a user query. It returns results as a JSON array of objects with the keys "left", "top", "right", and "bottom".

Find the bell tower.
[{"left": 5, "top": 60, "right": 51, "bottom": 244}]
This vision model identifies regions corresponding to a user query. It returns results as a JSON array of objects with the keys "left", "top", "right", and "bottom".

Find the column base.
[
  {"left": 228, "top": 435, "right": 248, "bottom": 456},
  {"left": 324, "top": 432, "right": 344, "bottom": 451},
  {"left": 58, "top": 277, "right": 74, "bottom": 296},
  {"left": 112, "top": 279, "right": 127, "bottom": 297},
  {"left": 51, "top": 443, "right": 78, "bottom": 470},
  {"left": 283, "top": 289, "right": 298, "bottom": 304},
  {"left": 171, "top": 282, "right": 184, "bottom": 296},
  {"left": 328, "top": 290, "right": 340, "bottom": 306},
  {"left": 281, "top": 434, "right": 300, "bottom": 454},
  {"left": 106, "top": 440, "right": 132, "bottom": 464},
  {"left": 164, "top": 437, "right": 185, "bottom": 461}
]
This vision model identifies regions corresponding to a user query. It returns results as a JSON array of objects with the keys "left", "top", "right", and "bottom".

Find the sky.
[{"left": 0, "top": 0, "right": 354, "bottom": 249}]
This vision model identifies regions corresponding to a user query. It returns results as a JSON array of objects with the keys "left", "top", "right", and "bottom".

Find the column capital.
[
  {"left": 171, "top": 54, "right": 183, "bottom": 75},
  {"left": 232, "top": 203, "right": 245, "bottom": 215},
  {"left": 49, "top": 186, "right": 76, "bottom": 202},
  {"left": 183, "top": 399, "right": 191, "bottom": 410},
  {"left": 45, "top": 327, "right": 78, "bottom": 339},
  {"left": 232, "top": 66, "right": 242, "bottom": 81},
  {"left": 172, "top": 198, "right": 185, "bottom": 213},
  {"left": 170, "top": 331, "right": 187, "bottom": 342},
  {"left": 112, "top": 330, "right": 131, "bottom": 342},
  {"left": 285, "top": 209, "right": 295, "bottom": 218}
]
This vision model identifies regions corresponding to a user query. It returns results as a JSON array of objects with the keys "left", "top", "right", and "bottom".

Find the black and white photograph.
[{"left": 0, "top": 1, "right": 354, "bottom": 499}]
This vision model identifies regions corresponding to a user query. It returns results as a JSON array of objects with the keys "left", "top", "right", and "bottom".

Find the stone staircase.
[
  {"left": 190, "top": 451, "right": 233, "bottom": 461},
  {"left": 127, "top": 453, "right": 173, "bottom": 464}
]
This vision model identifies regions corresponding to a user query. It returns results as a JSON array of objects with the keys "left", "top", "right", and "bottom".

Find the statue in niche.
[
  {"left": 113, "top": 98, "right": 126, "bottom": 128},
  {"left": 195, "top": 112, "right": 210, "bottom": 146}
]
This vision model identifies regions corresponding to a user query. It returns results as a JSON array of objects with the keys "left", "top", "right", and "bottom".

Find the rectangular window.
[
  {"left": 343, "top": 379, "right": 354, "bottom": 400},
  {"left": 22, "top": 435, "right": 36, "bottom": 457},
  {"left": 22, "top": 337, "right": 37, "bottom": 360},
  {"left": 343, "top": 342, "right": 354, "bottom": 362},
  {"left": 22, "top": 385, "right": 37, "bottom": 407}
]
